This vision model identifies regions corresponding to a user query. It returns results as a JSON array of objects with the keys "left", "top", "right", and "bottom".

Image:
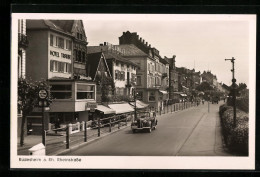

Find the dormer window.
[{"left": 76, "top": 32, "right": 83, "bottom": 40}]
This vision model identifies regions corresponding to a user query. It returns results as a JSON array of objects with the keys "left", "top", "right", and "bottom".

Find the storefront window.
[
  {"left": 76, "top": 84, "right": 95, "bottom": 100},
  {"left": 50, "top": 84, "right": 72, "bottom": 99}
]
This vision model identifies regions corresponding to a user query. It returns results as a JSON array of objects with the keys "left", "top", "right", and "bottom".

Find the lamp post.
[
  {"left": 225, "top": 57, "right": 237, "bottom": 127},
  {"left": 133, "top": 88, "right": 137, "bottom": 120}
]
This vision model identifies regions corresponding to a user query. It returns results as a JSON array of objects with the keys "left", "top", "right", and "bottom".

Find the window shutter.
[
  {"left": 50, "top": 60, "right": 53, "bottom": 71},
  {"left": 68, "top": 64, "right": 71, "bottom": 73}
]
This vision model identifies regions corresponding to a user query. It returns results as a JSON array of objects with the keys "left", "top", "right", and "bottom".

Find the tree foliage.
[
  {"left": 18, "top": 78, "right": 52, "bottom": 146},
  {"left": 196, "top": 81, "right": 214, "bottom": 92}
]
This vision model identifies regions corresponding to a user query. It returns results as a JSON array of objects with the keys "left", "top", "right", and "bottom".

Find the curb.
[{"left": 49, "top": 124, "right": 131, "bottom": 156}]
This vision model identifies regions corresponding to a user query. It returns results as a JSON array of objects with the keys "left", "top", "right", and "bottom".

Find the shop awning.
[
  {"left": 108, "top": 103, "right": 134, "bottom": 114},
  {"left": 129, "top": 100, "right": 149, "bottom": 109},
  {"left": 180, "top": 94, "right": 187, "bottom": 97},
  {"left": 159, "top": 90, "right": 168, "bottom": 94},
  {"left": 96, "top": 105, "right": 116, "bottom": 115}
]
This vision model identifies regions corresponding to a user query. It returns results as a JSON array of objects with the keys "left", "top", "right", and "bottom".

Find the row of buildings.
[{"left": 17, "top": 19, "right": 225, "bottom": 135}]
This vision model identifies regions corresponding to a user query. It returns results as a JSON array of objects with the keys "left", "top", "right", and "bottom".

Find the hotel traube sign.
[{"left": 50, "top": 50, "right": 71, "bottom": 59}]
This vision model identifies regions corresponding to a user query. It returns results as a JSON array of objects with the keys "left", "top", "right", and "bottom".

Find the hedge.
[{"left": 219, "top": 104, "right": 249, "bottom": 155}]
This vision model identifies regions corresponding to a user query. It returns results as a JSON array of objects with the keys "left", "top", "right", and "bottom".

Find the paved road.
[{"left": 63, "top": 101, "right": 231, "bottom": 156}]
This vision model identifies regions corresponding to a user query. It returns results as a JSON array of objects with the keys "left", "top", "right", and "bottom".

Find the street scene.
[{"left": 15, "top": 14, "right": 252, "bottom": 160}]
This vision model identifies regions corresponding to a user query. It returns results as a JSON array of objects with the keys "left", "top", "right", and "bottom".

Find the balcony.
[{"left": 18, "top": 33, "right": 29, "bottom": 48}]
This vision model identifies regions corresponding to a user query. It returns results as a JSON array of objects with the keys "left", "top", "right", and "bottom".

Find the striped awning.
[
  {"left": 108, "top": 103, "right": 134, "bottom": 114},
  {"left": 96, "top": 105, "right": 116, "bottom": 115}
]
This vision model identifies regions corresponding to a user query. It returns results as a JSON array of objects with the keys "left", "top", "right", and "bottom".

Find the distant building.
[
  {"left": 118, "top": 31, "right": 169, "bottom": 111},
  {"left": 165, "top": 55, "right": 179, "bottom": 100},
  {"left": 87, "top": 52, "right": 113, "bottom": 103},
  {"left": 87, "top": 43, "right": 138, "bottom": 98},
  {"left": 201, "top": 71, "right": 218, "bottom": 88}
]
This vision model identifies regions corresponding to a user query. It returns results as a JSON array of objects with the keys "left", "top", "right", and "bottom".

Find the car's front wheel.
[{"left": 148, "top": 127, "right": 152, "bottom": 133}]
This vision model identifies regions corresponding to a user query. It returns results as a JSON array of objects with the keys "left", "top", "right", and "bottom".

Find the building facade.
[
  {"left": 118, "top": 31, "right": 170, "bottom": 111},
  {"left": 26, "top": 20, "right": 96, "bottom": 134},
  {"left": 87, "top": 43, "right": 138, "bottom": 98},
  {"left": 18, "top": 19, "right": 29, "bottom": 137}
]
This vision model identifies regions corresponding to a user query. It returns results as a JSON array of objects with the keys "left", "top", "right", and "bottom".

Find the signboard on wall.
[{"left": 85, "top": 102, "right": 97, "bottom": 112}]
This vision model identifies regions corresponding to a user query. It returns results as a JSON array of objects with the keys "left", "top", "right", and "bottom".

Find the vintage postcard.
[{"left": 11, "top": 13, "right": 256, "bottom": 169}]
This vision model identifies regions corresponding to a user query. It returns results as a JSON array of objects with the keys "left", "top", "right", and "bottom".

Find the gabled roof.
[
  {"left": 87, "top": 52, "right": 102, "bottom": 80},
  {"left": 87, "top": 52, "right": 111, "bottom": 81},
  {"left": 27, "top": 20, "right": 75, "bottom": 35},
  {"left": 87, "top": 46, "right": 139, "bottom": 67},
  {"left": 115, "top": 44, "right": 148, "bottom": 57},
  {"left": 104, "top": 52, "right": 139, "bottom": 67}
]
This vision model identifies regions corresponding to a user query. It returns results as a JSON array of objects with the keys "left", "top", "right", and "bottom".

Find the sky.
[{"left": 82, "top": 14, "right": 255, "bottom": 87}]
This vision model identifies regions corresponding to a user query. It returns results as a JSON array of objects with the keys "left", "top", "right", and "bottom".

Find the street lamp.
[
  {"left": 225, "top": 57, "right": 237, "bottom": 127},
  {"left": 133, "top": 88, "right": 137, "bottom": 120}
]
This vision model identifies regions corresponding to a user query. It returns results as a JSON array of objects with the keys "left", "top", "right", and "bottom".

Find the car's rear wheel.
[{"left": 132, "top": 129, "right": 136, "bottom": 133}]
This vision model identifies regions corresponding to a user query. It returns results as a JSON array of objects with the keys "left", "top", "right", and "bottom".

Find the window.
[
  {"left": 64, "top": 63, "right": 71, "bottom": 73},
  {"left": 80, "top": 34, "right": 83, "bottom": 40},
  {"left": 65, "top": 40, "right": 72, "bottom": 50},
  {"left": 74, "top": 49, "right": 77, "bottom": 61},
  {"left": 50, "top": 34, "right": 53, "bottom": 46},
  {"left": 50, "top": 60, "right": 71, "bottom": 73},
  {"left": 137, "top": 76, "right": 141, "bottom": 86},
  {"left": 58, "top": 37, "right": 64, "bottom": 49},
  {"left": 76, "top": 84, "right": 95, "bottom": 100},
  {"left": 50, "top": 60, "right": 59, "bottom": 72},
  {"left": 77, "top": 50, "right": 82, "bottom": 62},
  {"left": 149, "top": 91, "right": 156, "bottom": 102},
  {"left": 121, "top": 71, "right": 125, "bottom": 81},
  {"left": 50, "top": 84, "right": 72, "bottom": 99},
  {"left": 82, "top": 52, "right": 85, "bottom": 63},
  {"left": 55, "top": 36, "right": 58, "bottom": 46},
  {"left": 115, "top": 70, "right": 119, "bottom": 80},
  {"left": 77, "top": 33, "right": 80, "bottom": 39}
]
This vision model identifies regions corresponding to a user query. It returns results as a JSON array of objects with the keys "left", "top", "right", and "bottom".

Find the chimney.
[
  {"left": 143, "top": 39, "right": 145, "bottom": 43},
  {"left": 100, "top": 43, "right": 103, "bottom": 46},
  {"left": 146, "top": 42, "right": 148, "bottom": 46},
  {"left": 149, "top": 44, "right": 151, "bottom": 48},
  {"left": 123, "top": 32, "right": 126, "bottom": 35},
  {"left": 140, "top": 37, "right": 142, "bottom": 41},
  {"left": 104, "top": 42, "right": 107, "bottom": 46}
]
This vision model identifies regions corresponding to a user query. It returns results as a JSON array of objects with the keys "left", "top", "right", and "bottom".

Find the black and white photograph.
[{"left": 11, "top": 13, "right": 256, "bottom": 169}]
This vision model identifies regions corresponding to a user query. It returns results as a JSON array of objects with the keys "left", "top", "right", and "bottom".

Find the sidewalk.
[
  {"left": 17, "top": 123, "right": 131, "bottom": 156},
  {"left": 177, "top": 101, "right": 231, "bottom": 156}
]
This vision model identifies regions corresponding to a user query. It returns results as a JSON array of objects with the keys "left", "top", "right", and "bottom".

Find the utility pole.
[
  {"left": 225, "top": 57, "right": 237, "bottom": 127},
  {"left": 134, "top": 88, "right": 137, "bottom": 120}
]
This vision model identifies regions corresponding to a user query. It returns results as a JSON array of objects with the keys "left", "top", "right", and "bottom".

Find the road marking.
[{"left": 175, "top": 113, "right": 206, "bottom": 156}]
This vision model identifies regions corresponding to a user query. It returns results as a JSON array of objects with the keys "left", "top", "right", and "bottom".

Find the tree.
[
  {"left": 18, "top": 78, "right": 52, "bottom": 146},
  {"left": 196, "top": 81, "right": 214, "bottom": 92}
]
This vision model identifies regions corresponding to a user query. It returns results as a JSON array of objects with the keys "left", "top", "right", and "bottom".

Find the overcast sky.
[{"left": 82, "top": 14, "right": 255, "bottom": 87}]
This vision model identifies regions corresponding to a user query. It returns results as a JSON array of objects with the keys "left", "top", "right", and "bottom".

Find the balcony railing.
[{"left": 18, "top": 33, "right": 29, "bottom": 48}]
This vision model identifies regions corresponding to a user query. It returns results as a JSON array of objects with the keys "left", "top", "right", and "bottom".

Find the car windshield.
[{"left": 138, "top": 112, "right": 150, "bottom": 118}]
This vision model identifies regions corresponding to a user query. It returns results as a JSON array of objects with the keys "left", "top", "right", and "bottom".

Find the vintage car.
[{"left": 131, "top": 111, "right": 158, "bottom": 133}]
